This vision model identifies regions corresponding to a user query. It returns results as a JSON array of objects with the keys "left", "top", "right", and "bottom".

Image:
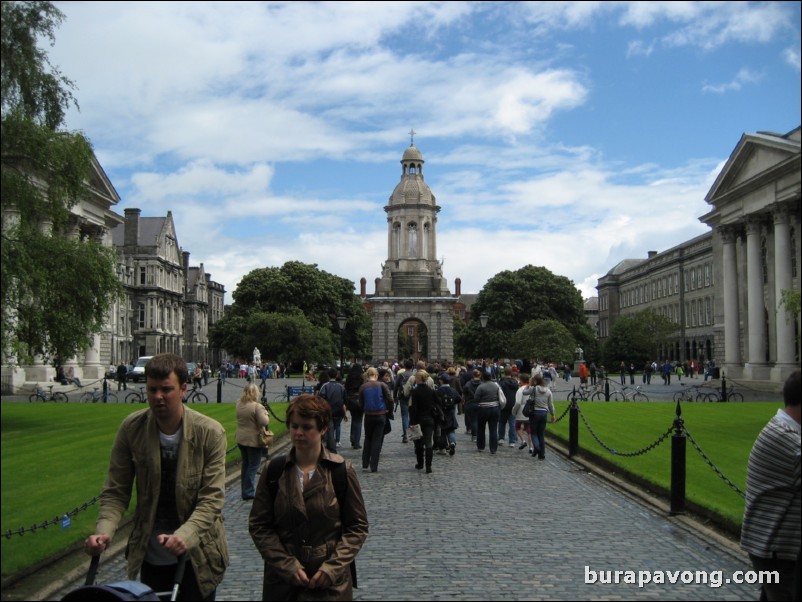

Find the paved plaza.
[{"left": 41, "top": 387, "right": 763, "bottom": 601}]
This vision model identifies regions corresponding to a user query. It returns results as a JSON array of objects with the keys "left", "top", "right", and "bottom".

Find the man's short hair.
[
  {"left": 783, "top": 370, "right": 801, "bottom": 407},
  {"left": 145, "top": 353, "right": 188, "bottom": 385}
]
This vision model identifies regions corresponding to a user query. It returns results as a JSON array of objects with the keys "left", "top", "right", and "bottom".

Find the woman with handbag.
[
  {"left": 236, "top": 383, "right": 270, "bottom": 500},
  {"left": 249, "top": 394, "right": 369, "bottom": 601},
  {"left": 409, "top": 370, "right": 438, "bottom": 474}
]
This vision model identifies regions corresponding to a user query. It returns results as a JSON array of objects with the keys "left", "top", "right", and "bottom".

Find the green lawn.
[
  {"left": 0, "top": 402, "right": 288, "bottom": 578},
  {"left": 548, "top": 401, "right": 777, "bottom": 530}
]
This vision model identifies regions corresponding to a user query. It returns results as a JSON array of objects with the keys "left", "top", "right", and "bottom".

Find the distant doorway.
[{"left": 397, "top": 319, "right": 428, "bottom": 363}]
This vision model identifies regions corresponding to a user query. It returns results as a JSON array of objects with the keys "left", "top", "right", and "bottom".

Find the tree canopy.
[
  {"left": 1, "top": 1, "right": 120, "bottom": 363},
  {"left": 510, "top": 319, "right": 577, "bottom": 365},
  {"left": 455, "top": 265, "right": 595, "bottom": 361},
  {"left": 601, "top": 309, "right": 679, "bottom": 366},
  {"left": 209, "top": 261, "right": 371, "bottom": 367}
]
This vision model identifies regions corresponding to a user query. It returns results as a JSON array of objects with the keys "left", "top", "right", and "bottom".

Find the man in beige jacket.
[{"left": 84, "top": 353, "right": 229, "bottom": 600}]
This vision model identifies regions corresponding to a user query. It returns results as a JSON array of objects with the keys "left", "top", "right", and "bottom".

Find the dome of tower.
[{"left": 402, "top": 145, "right": 424, "bottom": 163}]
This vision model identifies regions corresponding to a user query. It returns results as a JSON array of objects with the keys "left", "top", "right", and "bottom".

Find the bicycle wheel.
[
  {"left": 728, "top": 391, "right": 744, "bottom": 402},
  {"left": 79, "top": 392, "right": 94, "bottom": 403},
  {"left": 705, "top": 392, "right": 720, "bottom": 402},
  {"left": 53, "top": 392, "right": 69, "bottom": 402},
  {"left": 672, "top": 391, "right": 685, "bottom": 402},
  {"left": 103, "top": 392, "right": 119, "bottom": 403},
  {"left": 590, "top": 391, "right": 606, "bottom": 402},
  {"left": 29, "top": 393, "right": 45, "bottom": 402},
  {"left": 609, "top": 391, "right": 624, "bottom": 401},
  {"left": 195, "top": 391, "right": 209, "bottom": 403},
  {"left": 633, "top": 392, "right": 649, "bottom": 402},
  {"left": 125, "top": 391, "right": 142, "bottom": 403}
]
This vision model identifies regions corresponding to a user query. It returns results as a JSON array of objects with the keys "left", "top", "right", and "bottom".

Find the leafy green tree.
[
  {"left": 1, "top": 1, "right": 120, "bottom": 362},
  {"left": 511, "top": 319, "right": 576, "bottom": 365},
  {"left": 602, "top": 309, "right": 678, "bottom": 366},
  {"left": 455, "top": 265, "right": 594, "bottom": 359},
  {"left": 779, "top": 289, "right": 801, "bottom": 320},
  {"left": 210, "top": 261, "right": 371, "bottom": 364}
]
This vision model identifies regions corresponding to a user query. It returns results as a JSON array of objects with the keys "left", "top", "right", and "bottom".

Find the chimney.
[
  {"left": 124, "top": 208, "right": 141, "bottom": 247},
  {"left": 648, "top": 251, "right": 657, "bottom": 259},
  {"left": 455, "top": 277, "right": 461, "bottom": 297},
  {"left": 360, "top": 277, "right": 366, "bottom": 298},
  {"left": 374, "top": 277, "right": 381, "bottom": 294}
]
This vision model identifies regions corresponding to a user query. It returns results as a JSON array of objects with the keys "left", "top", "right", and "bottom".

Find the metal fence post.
[
  {"left": 102, "top": 376, "right": 108, "bottom": 403},
  {"left": 217, "top": 377, "right": 222, "bottom": 403},
  {"left": 721, "top": 373, "right": 727, "bottom": 402},
  {"left": 569, "top": 398, "right": 579, "bottom": 457},
  {"left": 605, "top": 377, "right": 610, "bottom": 401},
  {"left": 670, "top": 400, "right": 686, "bottom": 515}
]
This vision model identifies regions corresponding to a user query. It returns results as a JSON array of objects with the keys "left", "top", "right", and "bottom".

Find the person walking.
[
  {"left": 358, "top": 367, "right": 393, "bottom": 473},
  {"left": 498, "top": 366, "right": 519, "bottom": 447},
  {"left": 462, "top": 369, "right": 482, "bottom": 441},
  {"left": 236, "top": 383, "right": 270, "bottom": 500},
  {"left": 344, "top": 364, "right": 365, "bottom": 449},
  {"left": 529, "top": 373, "right": 556, "bottom": 460},
  {"left": 473, "top": 370, "right": 504, "bottom": 454},
  {"left": 435, "top": 373, "right": 461, "bottom": 456},
  {"left": 512, "top": 373, "right": 533, "bottom": 454},
  {"left": 249, "top": 394, "right": 368, "bottom": 601},
  {"left": 409, "top": 370, "right": 438, "bottom": 473},
  {"left": 319, "top": 369, "right": 347, "bottom": 452},
  {"left": 116, "top": 362, "right": 128, "bottom": 391},
  {"left": 84, "top": 354, "right": 228, "bottom": 601}
]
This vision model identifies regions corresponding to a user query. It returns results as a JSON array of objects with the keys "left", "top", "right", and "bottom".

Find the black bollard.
[
  {"left": 670, "top": 400, "right": 686, "bottom": 515},
  {"left": 217, "top": 377, "right": 222, "bottom": 403},
  {"left": 721, "top": 374, "right": 727, "bottom": 402},
  {"left": 102, "top": 377, "right": 108, "bottom": 403},
  {"left": 569, "top": 398, "right": 579, "bottom": 457},
  {"left": 605, "top": 378, "right": 610, "bottom": 402}
]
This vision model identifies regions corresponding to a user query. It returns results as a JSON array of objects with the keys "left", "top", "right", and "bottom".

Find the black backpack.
[{"left": 522, "top": 387, "right": 537, "bottom": 418}]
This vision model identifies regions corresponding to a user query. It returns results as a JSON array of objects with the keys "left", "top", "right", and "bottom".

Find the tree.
[
  {"left": 779, "top": 289, "right": 801, "bottom": 321},
  {"left": 510, "top": 319, "right": 576, "bottom": 365},
  {"left": 209, "top": 261, "right": 372, "bottom": 365},
  {"left": 602, "top": 309, "right": 679, "bottom": 366},
  {"left": 1, "top": 1, "right": 121, "bottom": 363},
  {"left": 455, "top": 265, "right": 594, "bottom": 359}
]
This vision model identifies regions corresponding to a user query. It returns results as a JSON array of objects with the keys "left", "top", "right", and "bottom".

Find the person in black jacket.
[
  {"left": 435, "top": 373, "right": 461, "bottom": 456},
  {"left": 409, "top": 370, "right": 437, "bottom": 474}
]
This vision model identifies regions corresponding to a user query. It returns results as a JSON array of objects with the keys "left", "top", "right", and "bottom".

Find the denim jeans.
[
  {"left": 498, "top": 410, "right": 516, "bottom": 442},
  {"left": 464, "top": 402, "right": 478, "bottom": 434},
  {"left": 362, "top": 414, "right": 386, "bottom": 471},
  {"left": 238, "top": 444, "right": 264, "bottom": 499},
  {"left": 476, "top": 405, "right": 500, "bottom": 452},
  {"left": 350, "top": 410, "right": 364, "bottom": 446},
  {"left": 531, "top": 411, "right": 548, "bottom": 459},
  {"left": 399, "top": 399, "right": 410, "bottom": 437}
]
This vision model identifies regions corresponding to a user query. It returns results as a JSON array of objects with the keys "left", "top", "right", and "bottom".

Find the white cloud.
[{"left": 702, "top": 67, "right": 764, "bottom": 94}]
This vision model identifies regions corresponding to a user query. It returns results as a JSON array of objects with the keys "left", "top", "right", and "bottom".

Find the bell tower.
[{"left": 368, "top": 136, "right": 455, "bottom": 363}]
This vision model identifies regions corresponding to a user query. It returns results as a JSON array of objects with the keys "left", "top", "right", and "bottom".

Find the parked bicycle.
[
  {"left": 125, "top": 386, "right": 148, "bottom": 404},
  {"left": 184, "top": 387, "right": 209, "bottom": 403},
  {"left": 673, "top": 384, "right": 713, "bottom": 403},
  {"left": 79, "top": 387, "right": 119, "bottom": 403},
  {"left": 609, "top": 385, "right": 649, "bottom": 402},
  {"left": 29, "top": 385, "right": 68, "bottom": 403},
  {"left": 703, "top": 385, "right": 744, "bottom": 402},
  {"left": 567, "top": 382, "right": 604, "bottom": 402}
]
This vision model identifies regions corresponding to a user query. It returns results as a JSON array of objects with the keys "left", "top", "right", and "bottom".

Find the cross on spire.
[{"left": 409, "top": 128, "right": 416, "bottom": 146}]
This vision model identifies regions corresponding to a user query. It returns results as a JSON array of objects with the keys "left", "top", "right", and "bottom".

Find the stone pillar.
[
  {"left": 720, "top": 227, "right": 740, "bottom": 367},
  {"left": 745, "top": 219, "right": 767, "bottom": 368},
  {"left": 772, "top": 206, "right": 796, "bottom": 378}
]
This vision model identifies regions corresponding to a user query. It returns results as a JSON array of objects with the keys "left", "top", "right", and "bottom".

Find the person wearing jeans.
[
  {"left": 472, "top": 370, "right": 503, "bottom": 454},
  {"left": 529, "top": 373, "right": 555, "bottom": 459}
]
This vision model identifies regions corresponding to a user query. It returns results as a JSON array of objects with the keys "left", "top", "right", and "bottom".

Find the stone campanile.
[{"left": 367, "top": 139, "right": 455, "bottom": 363}]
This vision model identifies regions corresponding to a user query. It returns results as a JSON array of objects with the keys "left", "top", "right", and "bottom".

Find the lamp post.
[
  {"left": 479, "top": 313, "right": 489, "bottom": 367},
  {"left": 337, "top": 315, "right": 347, "bottom": 377}
]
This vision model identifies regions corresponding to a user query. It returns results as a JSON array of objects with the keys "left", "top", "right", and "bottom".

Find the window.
[
  {"left": 705, "top": 298, "right": 712, "bottom": 325},
  {"left": 674, "top": 274, "right": 679, "bottom": 294},
  {"left": 139, "top": 267, "right": 146, "bottom": 285},
  {"left": 407, "top": 326, "right": 414, "bottom": 337},
  {"left": 704, "top": 264, "right": 710, "bottom": 286},
  {"left": 138, "top": 303, "right": 146, "bottom": 328},
  {"left": 791, "top": 227, "right": 797, "bottom": 278}
]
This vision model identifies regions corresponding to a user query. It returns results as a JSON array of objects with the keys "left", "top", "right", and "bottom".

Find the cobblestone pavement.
[{"left": 49, "top": 420, "right": 759, "bottom": 601}]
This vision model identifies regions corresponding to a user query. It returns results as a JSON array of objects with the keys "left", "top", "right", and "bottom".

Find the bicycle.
[
  {"left": 673, "top": 384, "right": 711, "bottom": 403},
  {"left": 704, "top": 385, "right": 744, "bottom": 402},
  {"left": 184, "top": 387, "right": 209, "bottom": 403},
  {"left": 610, "top": 385, "right": 649, "bottom": 402},
  {"left": 567, "top": 382, "right": 604, "bottom": 402},
  {"left": 79, "top": 387, "right": 119, "bottom": 403},
  {"left": 125, "top": 386, "right": 148, "bottom": 403},
  {"left": 29, "top": 385, "right": 69, "bottom": 403}
]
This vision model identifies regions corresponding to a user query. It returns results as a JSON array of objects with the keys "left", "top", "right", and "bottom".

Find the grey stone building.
[
  {"left": 365, "top": 143, "right": 456, "bottom": 363},
  {"left": 596, "top": 126, "right": 801, "bottom": 384}
]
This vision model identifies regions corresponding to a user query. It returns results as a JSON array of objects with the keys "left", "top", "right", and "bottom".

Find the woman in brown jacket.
[
  {"left": 249, "top": 394, "right": 369, "bottom": 601},
  {"left": 236, "top": 383, "right": 269, "bottom": 500}
]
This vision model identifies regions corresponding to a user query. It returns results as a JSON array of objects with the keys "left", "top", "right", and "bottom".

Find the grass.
[
  {"left": 547, "top": 401, "right": 777, "bottom": 530},
  {"left": 0, "top": 401, "right": 288, "bottom": 578}
]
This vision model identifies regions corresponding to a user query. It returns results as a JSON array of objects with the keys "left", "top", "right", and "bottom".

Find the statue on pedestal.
[{"left": 253, "top": 347, "right": 261, "bottom": 365}]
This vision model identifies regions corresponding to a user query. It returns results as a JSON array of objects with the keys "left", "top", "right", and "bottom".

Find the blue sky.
[{"left": 49, "top": 1, "right": 801, "bottom": 302}]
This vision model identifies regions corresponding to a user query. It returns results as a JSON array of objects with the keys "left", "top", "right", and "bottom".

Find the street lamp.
[
  {"left": 479, "top": 313, "right": 489, "bottom": 366},
  {"left": 337, "top": 315, "right": 347, "bottom": 376}
]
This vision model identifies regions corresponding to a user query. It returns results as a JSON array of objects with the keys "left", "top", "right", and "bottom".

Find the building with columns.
[
  {"left": 700, "top": 126, "right": 800, "bottom": 382},
  {"left": 597, "top": 126, "right": 800, "bottom": 384},
  {"left": 364, "top": 142, "right": 456, "bottom": 363}
]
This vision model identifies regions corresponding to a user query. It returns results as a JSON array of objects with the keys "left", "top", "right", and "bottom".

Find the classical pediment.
[
  {"left": 86, "top": 155, "right": 121, "bottom": 208},
  {"left": 705, "top": 129, "right": 801, "bottom": 205}
]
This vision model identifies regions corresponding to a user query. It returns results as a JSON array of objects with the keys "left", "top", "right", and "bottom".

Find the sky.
[{"left": 47, "top": 1, "right": 801, "bottom": 303}]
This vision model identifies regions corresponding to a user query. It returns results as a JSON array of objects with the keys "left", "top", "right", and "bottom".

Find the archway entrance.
[{"left": 397, "top": 318, "right": 428, "bottom": 363}]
